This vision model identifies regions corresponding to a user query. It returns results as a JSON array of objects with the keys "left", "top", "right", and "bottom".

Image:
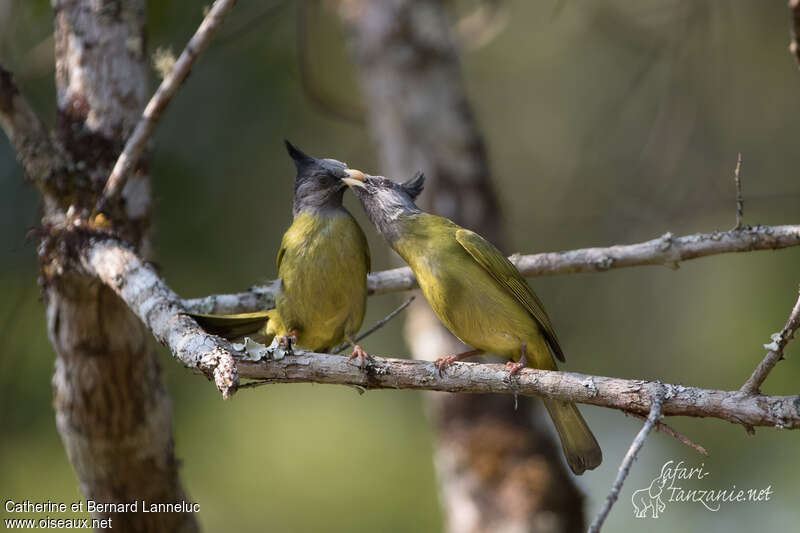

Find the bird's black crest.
[
  {"left": 284, "top": 140, "right": 315, "bottom": 170},
  {"left": 401, "top": 171, "right": 425, "bottom": 199}
]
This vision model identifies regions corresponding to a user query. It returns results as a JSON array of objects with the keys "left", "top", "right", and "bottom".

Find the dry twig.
[
  {"left": 741, "top": 285, "right": 800, "bottom": 395},
  {"left": 98, "top": 0, "right": 239, "bottom": 213},
  {"left": 183, "top": 225, "right": 800, "bottom": 314},
  {"left": 333, "top": 296, "right": 415, "bottom": 354},
  {"left": 625, "top": 411, "right": 708, "bottom": 456},
  {"left": 588, "top": 386, "right": 666, "bottom": 533},
  {"left": 733, "top": 152, "right": 744, "bottom": 229}
]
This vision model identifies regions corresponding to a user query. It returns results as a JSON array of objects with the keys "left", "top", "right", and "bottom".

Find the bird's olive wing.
[
  {"left": 455, "top": 229, "right": 565, "bottom": 362},
  {"left": 275, "top": 245, "right": 286, "bottom": 271}
]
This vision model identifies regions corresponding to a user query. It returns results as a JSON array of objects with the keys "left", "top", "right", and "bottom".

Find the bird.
[
  {"left": 340, "top": 168, "right": 602, "bottom": 475},
  {"left": 190, "top": 141, "right": 371, "bottom": 361}
]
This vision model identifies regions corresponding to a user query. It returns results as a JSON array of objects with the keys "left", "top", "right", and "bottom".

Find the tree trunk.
[
  {"left": 43, "top": 1, "right": 198, "bottom": 531},
  {"left": 339, "top": 1, "right": 586, "bottom": 531}
]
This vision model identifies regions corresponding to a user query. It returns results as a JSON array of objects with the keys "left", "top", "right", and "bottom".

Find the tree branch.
[
  {"left": 741, "top": 285, "right": 800, "bottom": 395},
  {"left": 235, "top": 352, "right": 800, "bottom": 429},
  {"left": 183, "top": 224, "right": 800, "bottom": 314},
  {"left": 76, "top": 232, "right": 239, "bottom": 397},
  {"left": 97, "top": 0, "right": 238, "bottom": 213},
  {"left": 0, "top": 64, "right": 66, "bottom": 195},
  {"left": 588, "top": 386, "right": 666, "bottom": 533},
  {"left": 69, "top": 226, "right": 800, "bottom": 419}
]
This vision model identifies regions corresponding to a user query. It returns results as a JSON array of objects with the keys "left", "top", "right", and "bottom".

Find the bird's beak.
[{"left": 342, "top": 168, "right": 367, "bottom": 189}]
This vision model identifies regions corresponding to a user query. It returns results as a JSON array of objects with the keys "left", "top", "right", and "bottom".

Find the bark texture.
[
  {"left": 44, "top": 1, "right": 197, "bottom": 531},
  {"left": 237, "top": 353, "right": 800, "bottom": 429},
  {"left": 339, "top": 1, "right": 585, "bottom": 531}
]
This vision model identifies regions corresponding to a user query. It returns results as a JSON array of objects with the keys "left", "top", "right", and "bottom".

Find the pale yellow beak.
[{"left": 342, "top": 168, "right": 367, "bottom": 189}]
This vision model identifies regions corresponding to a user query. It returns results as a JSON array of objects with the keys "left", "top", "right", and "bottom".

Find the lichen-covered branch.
[
  {"left": 183, "top": 224, "right": 800, "bottom": 314},
  {"left": 79, "top": 234, "right": 239, "bottom": 398},
  {"left": 237, "top": 353, "right": 800, "bottom": 429},
  {"left": 98, "top": 0, "right": 239, "bottom": 212},
  {"left": 741, "top": 285, "right": 800, "bottom": 395}
]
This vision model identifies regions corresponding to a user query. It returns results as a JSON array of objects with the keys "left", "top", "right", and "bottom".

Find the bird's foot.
[
  {"left": 505, "top": 361, "right": 524, "bottom": 377},
  {"left": 348, "top": 344, "right": 373, "bottom": 368},
  {"left": 434, "top": 356, "right": 458, "bottom": 377},
  {"left": 278, "top": 331, "right": 298, "bottom": 351}
]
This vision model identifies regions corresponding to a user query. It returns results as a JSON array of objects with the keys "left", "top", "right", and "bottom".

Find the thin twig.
[
  {"left": 333, "top": 296, "right": 415, "bottom": 354},
  {"left": 741, "top": 285, "right": 800, "bottom": 395},
  {"left": 624, "top": 411, "right": 708, "bottom": 456},
  {"left": 588, "top": 386, "right": 666, "bottom": 533},
  {"left": 733, "top": 153, "right": 744, "bottom": 230},
  {"left": 97, "top": 0, "right": 238, "bottom": 213},
  {"left": 182, "top": 224, "right": 800, "bottom": 314}
]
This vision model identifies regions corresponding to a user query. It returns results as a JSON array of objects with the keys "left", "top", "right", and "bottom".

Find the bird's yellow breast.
[{"left": 274, "top": 209, "right": 369, "bottom": 351}]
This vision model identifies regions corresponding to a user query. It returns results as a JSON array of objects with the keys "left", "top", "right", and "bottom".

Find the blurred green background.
[{"left": 1, "top": 1, "right": 799, "bottom": 531}]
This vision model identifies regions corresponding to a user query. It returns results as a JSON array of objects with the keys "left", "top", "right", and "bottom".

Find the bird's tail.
[
  {"left": 188, "top": 310, "right": 275, "bottom": 344},
  {"left": 542, "top": 397, "right": 603, "bottom": 475}
]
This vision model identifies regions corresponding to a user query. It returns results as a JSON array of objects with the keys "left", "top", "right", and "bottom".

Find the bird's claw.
[
  {"left": 434, "top": 356, "right": 457, "bottom": 377},
  {"left": 278, "top": 332, "right": 297, "bottom": 348},
  {"left": 276, "top": 332, "right": 298, "bottom": 357},
  {"left": 348, "top": 345, "right": 372, "bottom": 369},
  {"left": 505, "top": 361, "right": 524, "bottom": 377}
]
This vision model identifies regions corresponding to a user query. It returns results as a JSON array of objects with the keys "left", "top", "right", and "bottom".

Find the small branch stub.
[{"left": 733, "top": 153, "right": 744, "bottom": 230}]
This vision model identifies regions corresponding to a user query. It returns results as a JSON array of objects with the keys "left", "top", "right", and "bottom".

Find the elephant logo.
[{"left": 631, "top": 462, "right": 671, "bottom": 518}]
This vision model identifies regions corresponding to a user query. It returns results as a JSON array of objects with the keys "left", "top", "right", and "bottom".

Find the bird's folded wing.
[{"left": 455, "top": 229, "right": 565, "bottom": 362}]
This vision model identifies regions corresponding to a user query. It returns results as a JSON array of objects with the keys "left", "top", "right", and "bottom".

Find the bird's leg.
[
  {"left": 434, "top": 348, "right": 484, "bottom": 376},
  {"left": 346, "top": 336, "right": 372, "bottom": 368},
  {"left": 278, "top": 330, "right": 299, "bottom": 351},
  {"left": 505, "top": 342, "right": 527, "bottom": 377}
]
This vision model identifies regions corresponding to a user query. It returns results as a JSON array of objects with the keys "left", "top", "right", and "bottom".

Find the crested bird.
[
  {"left": 191, "top": 141, "right": 371, "bottom": 361},
  {"left": 341, "top": 169, "right": 602, "bottom": 475}
]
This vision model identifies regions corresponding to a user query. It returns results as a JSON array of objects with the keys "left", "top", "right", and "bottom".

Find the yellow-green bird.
[
  {"left": 191, "top": 142, "right": 371, "bottom": 360},
  {"left": 341, "top": 169, "right": 602, "bottom": 475}
]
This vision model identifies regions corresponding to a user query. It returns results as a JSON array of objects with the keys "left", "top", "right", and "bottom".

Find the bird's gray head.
[
  {"left": 285, "top": 140, "right": 350, "bottom": 215},
  {"left": 342, "top": 170, "right": 425, "bottom": 242}
]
